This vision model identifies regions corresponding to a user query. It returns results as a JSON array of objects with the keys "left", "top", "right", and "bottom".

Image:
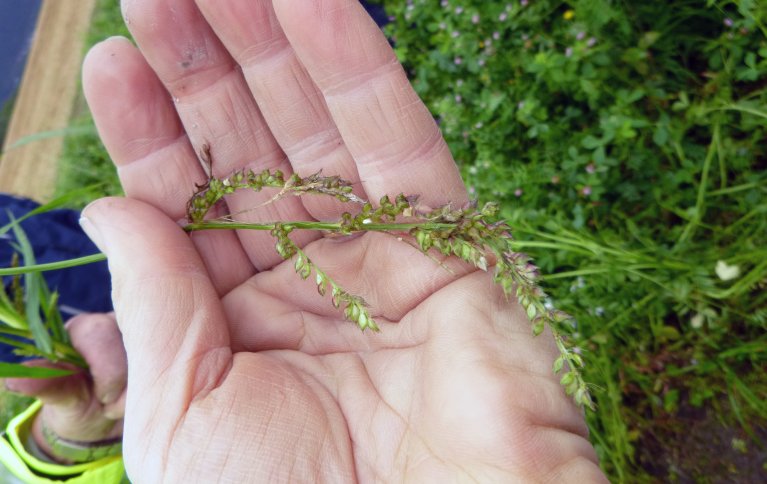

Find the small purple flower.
[
  {"left": 441, "top": 0, "right": 449, "bottom": 7},
  {"left": 472, "top": 14, "right": 480, "bottom": 24},
  {"left": 454, "top": 56, "right": 463, "bottom": 65},
  {"left": 724, "top": 17, "right": 734, "bottom": 27},
  {"left": 514, "top": 188, "right": 523, "bottom": 197},
  {"left": 451, "top": 30, "right": 461, "bottom": 38},
  {"left": 439, "top": 22, "right": 446, "bottom": 30},
  {"left": 493, "top": 31, "right": 501, "bottom": 40},
  {"left": 478, "top": 58, "right": 486, "bottom": 67},
  {"left": 565, "top": 47, "right": 573, "bottom": 57},
  {"left": 388, "top": 15, "right": 396, "bottom": 22},
  {"left": 499, "top": 12, "right": 508, "bottom": 21},
  {"left": 475, "top": 122, "right": 484, "bottom": 129},
  {"left": 586, "top": 163, "right": 596, "bottom": 174},
  {"left": 587, "top": 37, "right": 597, "bottom": 47},
  {"left": 581, "top": 186, "right": 592, "bottom": 196},
  {"left": 520, "top": 0, "right": 529, "bottom": 6},
  {"left": 576, "top": 31, "right": 586, "bottom": 41},
  {"left": 455, "top": 94, "right": 462, "bottom": 103},
  {"left": 524, "top": 262, "right": 539, "bottom": 279}
]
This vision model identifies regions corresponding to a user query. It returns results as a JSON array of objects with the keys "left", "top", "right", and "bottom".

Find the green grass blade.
[
  {"left": 0, "top": 253, "right": 106, "bottom": 276},
  {"left": 8, "top": 218, "right": 52, "bottom": 354},
  {"left": 42, "top": 290, "right": 67, "bottom": 343},
  {"left": 0, "top": 125, "right": 96, "bottom": 154},
  {"left": 0, "top": 334, "right": 41, "bottom": 359},
  {"left": 0, "top": 277, "right": 26, "bottom": 330},
  {"left": 0, "top": 302, "right": 26, "bottom": 330},
  {"left": 0, "top": 362, "right": 75, "bottom": 378}
]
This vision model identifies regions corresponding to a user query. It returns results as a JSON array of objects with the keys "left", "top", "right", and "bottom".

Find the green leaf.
[
  {"left": 0, "top": 279, "right": 26, "bottom": 329},
  {"left": 0, "top": 253, "right": 106, "bottom": 276},
  {"left": 581, "top": 135, "right": 605, "bottom": 149},
  {"left": 656, "top": 325, "right": 681, "bottom": 342},
  {"left": 0, "top": 299, "right": 26, "bottom": 330},
  {"left": 8, "top": 218, "right": 53, "bottom": 354},
  {"left": 1, "top": 125, "right": 96, "bottom": 154},
  {"left": 0, "top": 362, "right": 75, "bottom": 378},
  {"left": 43, "top": 290, "right": 67, "bottom": 343}
]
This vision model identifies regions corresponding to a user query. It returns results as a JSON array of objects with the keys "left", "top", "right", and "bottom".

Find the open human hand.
[
  {"left": 80, "top": 0, "right": 607, "bottom": 481},
  {"left": 4, "top": 313, "right": 125, "bottom": 463}
]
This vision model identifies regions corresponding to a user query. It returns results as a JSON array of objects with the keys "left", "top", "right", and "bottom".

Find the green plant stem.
[
  {"left": 183, "top": 220, "right": 457, "bottom": 233},
  {"left": 0, "top": 253, "right": 106, "bottom": 276},
  {"left": 677, "top": 124, "right": 719, "bottom": 246},
  {"left": 0, "top": 332, "right": 86, "bottom": 368}
]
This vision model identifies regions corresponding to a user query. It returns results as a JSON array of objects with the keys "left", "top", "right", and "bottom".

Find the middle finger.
[
  {"left": 195, "top": 0, "right": 364, "bottom": 220},
  {"left": 122, "top": 0, "right": 317, "bottom": 270}
]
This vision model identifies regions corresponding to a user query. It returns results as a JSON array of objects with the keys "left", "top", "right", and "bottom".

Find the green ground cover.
[
  {"left": 53, "top": 0, "right": 130, "bottom": 204},
  {"left": 380, "top": 1, "right": 767, "bottom": 481},
  {"left": 3, "top": 0, "right": 766, "bottom": 482}
]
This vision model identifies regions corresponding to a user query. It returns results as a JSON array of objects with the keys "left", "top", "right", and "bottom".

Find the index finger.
[{"left": 273, "top": 0, "right": 467, "bottom": 208}]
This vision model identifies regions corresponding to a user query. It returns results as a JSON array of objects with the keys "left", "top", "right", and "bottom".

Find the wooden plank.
[{"left": 0, "top": 0, "right": 97, "bottom": 202}]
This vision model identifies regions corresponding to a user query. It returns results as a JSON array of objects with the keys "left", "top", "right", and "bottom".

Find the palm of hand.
[
  {"left": 115, "top": 231, "right": 587, "bottom": 482},
  {"left": 80, "top": 0, "right": 602, "bottom": 481}
]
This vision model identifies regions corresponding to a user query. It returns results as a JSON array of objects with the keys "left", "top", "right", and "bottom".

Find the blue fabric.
[
  {"left": 0, "top": 194, "right": 111, "bottom": 363},
  {"left": 361, "top": 0, "right": 388, "bottom": 27}
]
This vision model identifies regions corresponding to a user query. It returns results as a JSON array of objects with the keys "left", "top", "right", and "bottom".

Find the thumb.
[{"left": 79, "top": 198, "right": 233, "bottom": 432}]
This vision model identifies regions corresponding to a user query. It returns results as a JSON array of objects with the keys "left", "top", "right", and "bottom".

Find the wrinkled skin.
[{"left": 9, "top": 0, "right": 608, "bottom": 482}]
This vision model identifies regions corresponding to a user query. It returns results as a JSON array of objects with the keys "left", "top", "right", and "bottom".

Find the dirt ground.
[{"left": 636, "top": 395, "right": 767, "bottom": 482}]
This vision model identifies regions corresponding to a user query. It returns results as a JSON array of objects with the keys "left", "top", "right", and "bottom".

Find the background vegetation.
[
  {"left": 379, "top": 1, "right": 767, "bottom": 481},
  {"left": 3, "top": 0, "right": 766, "bottom": 481}
]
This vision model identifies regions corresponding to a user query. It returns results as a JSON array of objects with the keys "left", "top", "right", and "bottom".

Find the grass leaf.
[
  {"left": 43, "top": 290, "right": 67, "bottom": 343},
  {"left": 8, "top": 217, "right": 52, "bottom": 354},
  {"left": 0, "top": 362, "right": 75, "bottom": 378},
  {"left": 0, "top": 125, "right": 96, "bottom": 154},
  {"left": 0, "top": 253, "right": 106, "bottom": 276},
  {"left": 0, "top": 276, "right": 26, "bottom": 330}
]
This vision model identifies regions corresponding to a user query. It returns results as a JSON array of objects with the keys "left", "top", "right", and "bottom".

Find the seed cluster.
[{"left": 185, "top": 168, "right": 593, "bottom": 408}]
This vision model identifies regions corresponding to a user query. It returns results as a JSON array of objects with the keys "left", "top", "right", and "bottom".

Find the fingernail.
[{"left": 79, "top": 216, "right": 107, "bottom": 255}]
